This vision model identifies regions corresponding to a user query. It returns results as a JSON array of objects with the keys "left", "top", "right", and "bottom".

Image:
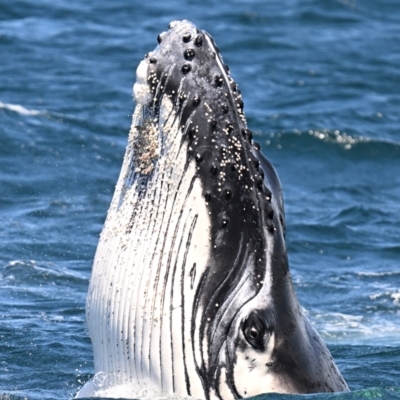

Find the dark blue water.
[{"left": 1, "top": 0, "right": 399, "bottom": 399}]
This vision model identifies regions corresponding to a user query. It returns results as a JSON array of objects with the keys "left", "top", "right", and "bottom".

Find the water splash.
[{"left": 76, "top": 372, "right": 196, "bottom": 400}]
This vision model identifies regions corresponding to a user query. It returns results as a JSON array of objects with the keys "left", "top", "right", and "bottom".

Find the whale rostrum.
[{"left": 78, "top": 20, "right": 349, "bottom": 399}]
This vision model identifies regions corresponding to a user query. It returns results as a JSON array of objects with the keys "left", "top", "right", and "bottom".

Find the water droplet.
[
  {"left": 264, "top": 186, "right": 272, "bottom": 202},
  {"left": 188, "top": 127, "right": 196, "bottom": 139},
  {"left": 226, "top": 123, "right": 234, "bottom": 133},
  {"left": 193, "top": 95, "right": 201, "bottom": 106},
  {"left": 221, "top": 104, "right": 229, "bottom": 113}
]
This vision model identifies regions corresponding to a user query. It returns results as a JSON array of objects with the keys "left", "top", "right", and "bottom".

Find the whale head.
[{"left": 82, "top": 20, "right": 348, "bottom": 400}]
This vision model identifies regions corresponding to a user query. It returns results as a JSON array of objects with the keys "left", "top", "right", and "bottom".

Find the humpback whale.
[{"left": 77, "top": 20, "right": 348, "bottom": 399}]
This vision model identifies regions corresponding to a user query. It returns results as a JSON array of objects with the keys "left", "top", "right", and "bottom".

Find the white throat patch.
[{"left": 82, "top": 94, "right": 212, "bottom": 399}]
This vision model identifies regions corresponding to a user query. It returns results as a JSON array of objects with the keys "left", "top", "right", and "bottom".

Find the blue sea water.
[{"left": 1, "top": 0, "right": 399, "bottom": 399}]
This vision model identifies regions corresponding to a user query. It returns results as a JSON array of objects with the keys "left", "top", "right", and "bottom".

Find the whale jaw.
[{"left": 78, "top": 20, "right": 348, "bottom": 399}]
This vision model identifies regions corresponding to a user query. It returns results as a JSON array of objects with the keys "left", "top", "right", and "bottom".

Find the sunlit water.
[{"left": 1, "top": 0, "right": 399, "bottom": 399}]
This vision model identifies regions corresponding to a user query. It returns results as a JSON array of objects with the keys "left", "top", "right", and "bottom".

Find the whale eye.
[
  {"left": 249, "top": 328, "right": 258, "bottom": 339},
  {"left": 242, "top": 312, "right": 268, "bottom": 350}
]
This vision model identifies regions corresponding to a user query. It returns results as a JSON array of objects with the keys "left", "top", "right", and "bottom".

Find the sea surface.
[{"left": 1, "top": 0, "right": 399, "bottom": 399}]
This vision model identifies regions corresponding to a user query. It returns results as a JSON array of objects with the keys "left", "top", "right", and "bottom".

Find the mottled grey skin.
[{"left": 145, "top": 20, "right": 349, "bottom": 398}]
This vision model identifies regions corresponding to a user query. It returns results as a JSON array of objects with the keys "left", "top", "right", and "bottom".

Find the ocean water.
[{"left": 1, "top": 0, "right": 399, "bottom": 399}]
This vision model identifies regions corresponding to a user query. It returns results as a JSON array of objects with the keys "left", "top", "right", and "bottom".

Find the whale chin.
[{"left": 77, "top": 20, "right": 348, "bottom": 399}]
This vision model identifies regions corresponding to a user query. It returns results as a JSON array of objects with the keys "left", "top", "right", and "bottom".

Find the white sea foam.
[
  {"left": 0, "top": 101, "right": 43, "bottom": 116},
  {"left": 76, "top": 372, "right": 195, "bottom": 400},
  {"left": 357, "top": 271, "right": 400, "bottom": 278},
  {"left": 309, "top": 310, "right": 400, "bottom": 345},
  {"left": 307, "top": 129, "right": 370, "bottom": 149},
  {"left": 369, "top": 290, "right": 400, "bottom": 304}
]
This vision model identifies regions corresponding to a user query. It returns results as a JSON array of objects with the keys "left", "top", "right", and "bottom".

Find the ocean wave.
[
  {"left": 0, "top": 393, "right": 29, "bottom": 400},
  {"left": 305, "top": 129, "right": 370, "bottom": 149},
  {"left": 0, "top": 260, "right": 88, "bottom": 285},
  {"left": 263, "top": 129, "right": 400, "bottom": 152},
  {"left": 0, "top": 101, "right": 44, "bottom": 116},
  {"left": 357, "top": 271, "right": 400, "bottom": 278},
  {"left": 369, "top": 291, "right": 400, "bottom": 304}
]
